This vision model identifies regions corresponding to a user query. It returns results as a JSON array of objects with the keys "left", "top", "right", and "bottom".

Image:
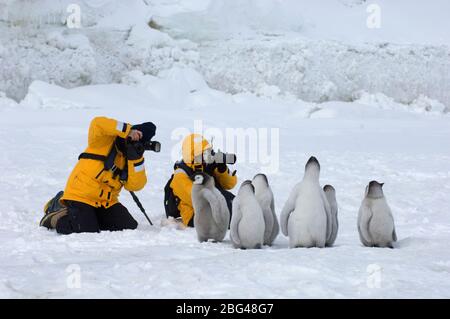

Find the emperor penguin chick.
[
  {"left": 230, "top": 180, "right": 266, "bottom": 249},
  {"left": 252, "top": 174, "right": 279, "bottom": 246},
  {"left": 323, "top": 185, "right": 338, "bottom": 247},
  {"left": 358, "top": 181, "right": 397, "bottom": 248},
  {"left": 191, "top": 172, "right": 230, "bottom": 243},
  {"left": 280, "top": 156, "right": 332, "bottom": 248}
]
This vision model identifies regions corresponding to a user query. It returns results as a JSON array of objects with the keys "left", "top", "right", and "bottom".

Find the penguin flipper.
[
  {"left": 330, "top": 212, "right": 339, "bottom": 245},
  {"left": 281, "top": 183, "right": 302, "bottom": 236},
  {"left": 201, "top": 188, "right": 227, "bottom": 227},
  {"left": 269, "top": 199, "right": 280, "bottom": 243},
  {"left": 230, "top": 198, "right": 243, "bottom": 246},
  {"left": 321, "top": 190, "right": 333, "bottom": 243},
  {"left": 358, "top": 205, "right": 373, "bottom": 245},
  {"left": 263, "top": 206, "right": 274, "bottom": 244},
  {"left": 280, "top": 200, "right": 294, "bottom": 237},
  {"left": 392, "top": 228, "right": 397, "bottom": 242}
]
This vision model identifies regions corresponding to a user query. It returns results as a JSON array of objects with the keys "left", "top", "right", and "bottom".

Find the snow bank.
[
  {"left": 0, "top": 23, "right": 197, "bottom": 100},
  {"left": 0, "top": 0, "right": 150, "bottom": 28},
  {"left": 158, "top": 0, "right": 450, "bottom": 45},
  {"left": 207, "top": 0, "right": 304, "bottom": 32},
  {"left": 354, "top": 91, "right": 449, "bottom": 115},
  {"left": 1, "top": 0, "right": 449, "bottom": 108},
  {"left": 0, "top": 0, "right": 198, "bottom": 100},
  {"left": 0, "top": 91, "right": 17, "bottom": 109},
  {"left": 121, "top": 23, "right": 198, "bottom": 76},
  {"left": 198, "top": 38, "right": 450, "bottom": 108},
  {"left": 0, "top": 27, "right": 97, "bottom": 101},
  {"left": 21, "top": 71, "right": 444, "bottom": 122},
  {"left": 19, "top": 81, "right": 91, "bottom": 110},
  {"left": 155, "top": 0, "right": 450, "bottom": 107}
]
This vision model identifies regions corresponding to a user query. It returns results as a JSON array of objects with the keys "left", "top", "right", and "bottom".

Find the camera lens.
[{"left": 151, "top": 141, "right": 161, "bottom": 153}]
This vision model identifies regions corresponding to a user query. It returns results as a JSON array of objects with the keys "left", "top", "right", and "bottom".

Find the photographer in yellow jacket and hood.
[
  {"left": 40, "top": 116, "right": 160, "bottom": 234},
  {"left": 164, "top": 134, "right": 237, "bottom": 227}
]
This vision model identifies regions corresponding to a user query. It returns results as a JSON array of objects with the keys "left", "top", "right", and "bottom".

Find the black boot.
[
  {"left": 40, "top": 191, "right": 67, "bottom": 229},
  {"left": 40, "top": 207, "right": 68, "bottom": 229}
]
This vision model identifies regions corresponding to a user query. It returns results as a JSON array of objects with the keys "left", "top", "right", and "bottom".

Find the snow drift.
[{"left": 0, "top": 0, "right": 449, "bottom": 108}]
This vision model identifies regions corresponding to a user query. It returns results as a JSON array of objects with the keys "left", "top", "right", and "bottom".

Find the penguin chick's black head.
[
  {"left": 253, "top": 173, "right": 268, "bottom": 185},
  {"left": 192, "top": 172, "right": 209, "bottom": 185},
  {"left": 306, "top": 156, "right": 320, "bottom": 170},
  {"left": 323, "top": 184, "right": 335, "bottom": 192},
  {"left": 367, "top": 180, "right": 384, "bottom": 198},
  {"left": 241, "top": 180, "right": 255, "bottom": 193},
  {"left": 369, "top": 180, "right": 384, "bottom": 188}
]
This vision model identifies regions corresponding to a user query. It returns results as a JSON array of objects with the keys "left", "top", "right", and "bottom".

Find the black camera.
[
  {"left": 207, "top": 149, "right": 236, "bottom": 165},
  {"left": 142, "top": 140, "right": 161, "bottom": 153},
  {"left": 129, "top": 140, "right": 161, "bottom": 153}
]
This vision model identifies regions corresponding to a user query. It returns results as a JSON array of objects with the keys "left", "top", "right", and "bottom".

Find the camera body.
[
  {"left": 128, "top": 139, "right": 161, "bottom": 154},
  {"left": 203, "top": 149, "right": 236, "bottom": 174},
  {"left": 142, "top": 140, "right": 161, "bottom": 153},
  {"left": 210, "top": 149, "right": 236, "bottom": 165},
  {"left": 203, "top": 149, "right": 236, "bottom": 165}
]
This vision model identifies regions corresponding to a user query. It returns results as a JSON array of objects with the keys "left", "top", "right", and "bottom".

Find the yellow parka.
[
  {"left": 170, "top": 134, "right": 237, "bottom": 226},
  {"left": 61, "top": 117, "right": 147, "bottom": 208}
]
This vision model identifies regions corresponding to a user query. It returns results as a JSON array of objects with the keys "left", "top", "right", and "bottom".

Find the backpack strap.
[
  {"left": 78, "top": 138, "right": 128, "bottom": 182},
  {"left": 78, "top": 153, "right": 107, "bottom": 161},
  {"left": 173, "top": 161, "right": 195, "bottom": 178}
]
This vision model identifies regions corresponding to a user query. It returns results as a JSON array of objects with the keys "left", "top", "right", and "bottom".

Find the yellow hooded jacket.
[
  {"left": 61, "top": 117, "right": 147, "bottom": 208},
  {"left": 170, "top": 134, "right": 237, "bottom": 226}
]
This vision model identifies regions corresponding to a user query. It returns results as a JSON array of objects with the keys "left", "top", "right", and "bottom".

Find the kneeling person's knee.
[{"left": 99, "top": 204, "right": 138, "bottom": 231}]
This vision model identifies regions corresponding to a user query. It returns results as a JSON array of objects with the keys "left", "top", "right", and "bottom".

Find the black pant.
[{"left": 56, "top": 201, "right": 138, "bottom": 235}]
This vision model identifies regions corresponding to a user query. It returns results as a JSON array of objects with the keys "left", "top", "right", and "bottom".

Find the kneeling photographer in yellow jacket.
[{"left": 40, "top": 116, "right": 160, "bottom": 234}]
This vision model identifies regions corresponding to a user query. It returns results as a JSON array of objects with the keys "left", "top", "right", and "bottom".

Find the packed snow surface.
[{"left": 1, "top": 71, "right": 450, "bottom": 298}]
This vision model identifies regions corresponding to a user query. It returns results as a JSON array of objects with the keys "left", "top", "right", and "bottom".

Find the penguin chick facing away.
[
  {"left": 280, "top": 156, "right": 332, "bottom": 248},
  {"left": 230, "top": 180, "right": 266, "bottom": 249},
  {"left": 252, "top": 173, "right": 279, "bottom": 246},
  {"left": 358, "top": 181, "right": 397, "bottom": 248},
  {"left": 323, "top": 185, "right": 338, "bottom": 247},
  {"left": 191, "top": 172, "right": 230, "bottom": 243}
]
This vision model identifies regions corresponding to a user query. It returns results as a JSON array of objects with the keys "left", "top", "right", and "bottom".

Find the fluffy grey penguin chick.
[
  {"left": 230, "top": 180, "right": 266, "bottom": 249},
  {"left": 191, "top": 172, "right": 230, "bottom": 243},
  {"left": 358, "top": 181, "right": 397, "bottom": 248},
  {"left": 252, "top": 173, "right": 279, "bottom": 246},
  {"left": 280, "top": 156, "right": 332, "bottom": 248},
  {"left": 323, "top": 185, "right": 338, "bottom": 247}
]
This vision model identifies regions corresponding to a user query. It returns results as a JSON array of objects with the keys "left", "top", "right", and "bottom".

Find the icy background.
[
  {"left": 1, "top": 0, "right": 449, "bottom": 106},
  {"left": 0, "top": 0, "right": 450, "bottom": 298}
]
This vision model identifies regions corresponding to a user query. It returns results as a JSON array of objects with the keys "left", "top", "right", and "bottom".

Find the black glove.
[{"left": 126, "top": 141, "right": 145, "bottom": 160}]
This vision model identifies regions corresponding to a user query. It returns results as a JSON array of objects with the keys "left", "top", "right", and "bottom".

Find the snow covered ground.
[
  {"left": 1, "top": 70, "right": 450, "bottom": 298},
  {"left": 1, "top": 0, "right": 449, "bottom": 299}
]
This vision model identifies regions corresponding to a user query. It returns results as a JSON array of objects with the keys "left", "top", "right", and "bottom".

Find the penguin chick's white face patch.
[{"left": 193, "top": 175, "right": 204, "bottom": 185}]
